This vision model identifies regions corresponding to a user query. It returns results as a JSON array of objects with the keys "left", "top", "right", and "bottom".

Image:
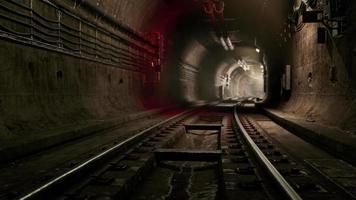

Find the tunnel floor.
[{"left": 0, "top": 104, "right": 355, "bottom": 200}]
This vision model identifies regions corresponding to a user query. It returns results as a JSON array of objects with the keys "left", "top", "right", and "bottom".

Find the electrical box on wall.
[
  {"left": 281, "top": 65, "right": 291, "bottom": 100},
  {"left": 285, "top": 65, "right": 291, "bottom": 91},
  {"left": 281, "top": 66, "right": 290, "bottom": 91}
]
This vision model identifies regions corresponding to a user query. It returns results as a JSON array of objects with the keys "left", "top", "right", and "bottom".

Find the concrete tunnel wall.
[
  {"left": 0, "top": 0, "right": 230, "bottom": 147},
  {"left": 0, "top": 39, "right": 143, "bottom": 136},
  {"left": 0, "top": 0, "right": 206, "bottom": 144},
  {"left": 0, "top": 0, "right": 167, "bottom": 141},
  {"left": 162, "top": 37, "right": 223, "bottom": 104},
  {"left": 159, "top": 9, "right": 225, "bottom": 104},
  {"left": 278, "top": 1, "right": 356, "bottom": 133}
]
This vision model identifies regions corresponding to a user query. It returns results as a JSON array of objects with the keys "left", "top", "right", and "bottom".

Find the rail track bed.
[
  {"left": 237, "top": 109, "right": 356, "bottom": 200},
  {"left": 9, "top": 105, "right": 356, "bottom": 200}
]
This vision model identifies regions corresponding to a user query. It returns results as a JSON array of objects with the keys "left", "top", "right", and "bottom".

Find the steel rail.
[
  {"left": 19, "top": 109, "right": 194, "bottom": 200},
  {"left": 233, "top": 107, "right": 303, "bottom": 200}
]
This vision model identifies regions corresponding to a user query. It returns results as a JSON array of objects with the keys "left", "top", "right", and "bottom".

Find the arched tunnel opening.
[
  {"left": 1, "top": 0, "right": 356, "bottom": 199},
  {"left": 156, "top": 2, "right": 274, "bottom": 105}
]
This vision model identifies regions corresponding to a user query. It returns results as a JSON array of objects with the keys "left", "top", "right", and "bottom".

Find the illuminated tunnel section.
[{"left": 214, "top": 46, "right": 266, "bottom": 101}]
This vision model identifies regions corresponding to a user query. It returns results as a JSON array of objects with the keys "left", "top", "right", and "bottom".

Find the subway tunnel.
[{"left": 1, "top": 0, "right": 356, "bottom": 199}]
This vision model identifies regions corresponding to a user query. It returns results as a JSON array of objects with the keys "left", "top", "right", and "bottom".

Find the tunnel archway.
[{"left": 212, "top": 46, "right": 267, "bottom": 101}]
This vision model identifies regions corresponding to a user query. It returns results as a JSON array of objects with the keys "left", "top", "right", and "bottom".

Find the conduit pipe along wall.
[
  {"left": 0, "top": 0, "right": 167, "bottom": 142},
  {"left": 52, "top": 0, "right": 155, "bottom": 45}
]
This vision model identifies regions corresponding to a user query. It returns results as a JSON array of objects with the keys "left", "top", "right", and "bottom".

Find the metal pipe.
[
  {"left": 220, "top": 36, "right": 229, "bottom": 51},
  {"left": 226, "top": 37, "right": 234, "bottom": 50}
]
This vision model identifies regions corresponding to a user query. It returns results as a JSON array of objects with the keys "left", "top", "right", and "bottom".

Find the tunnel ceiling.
[
  {"left": 153, "top": 0, "right": 290, "bottom": 51},
  {"left": 82, "top": 0, "right": 291, "bottom": 62},
  {"left": 150, "top": 0, "right": 291, "bottom": 75},
  {"left": 223, "top": 0, "right": 290, "bottom": 44},
  {"left": 74, "top": 0, "right": 293, "bottom": 102}
]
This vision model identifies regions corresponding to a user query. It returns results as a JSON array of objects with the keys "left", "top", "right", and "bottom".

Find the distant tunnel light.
[
  {"left": 237, "top": 59, "right": 250, "bottom": 71},
  {"left": 260, "top": 64, "right": 264, "bottom": 69},
  {"left": 256, "top": 48, "right": 260, "bottom": 53},
  {"left": 220, "top": 37, "right": 229, "bottom": 51}
]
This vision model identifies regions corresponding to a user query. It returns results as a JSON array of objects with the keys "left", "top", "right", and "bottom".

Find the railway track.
[
  {"left": 14, "top": 105, "right": 356, "bottom": 200},
  {"left": 236, "top": 108, "right": 356, "bottom": 200}
]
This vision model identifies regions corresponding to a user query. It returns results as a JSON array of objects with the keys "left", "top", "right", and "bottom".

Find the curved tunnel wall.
[
  {"left": 0, "top": 0, "right": 164, "bottom": 138},
  {"left": 0, "top": 39, "right": 143, "bottom": 136},
  {"left": 162, "top": 38, "right": 223, "bottom": 104},
  {"left": 278, "top": 1, "right": 356, "bottom": 132},
  {"left": 0, "top": 0, "right": 211, "bottom": 141}
]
